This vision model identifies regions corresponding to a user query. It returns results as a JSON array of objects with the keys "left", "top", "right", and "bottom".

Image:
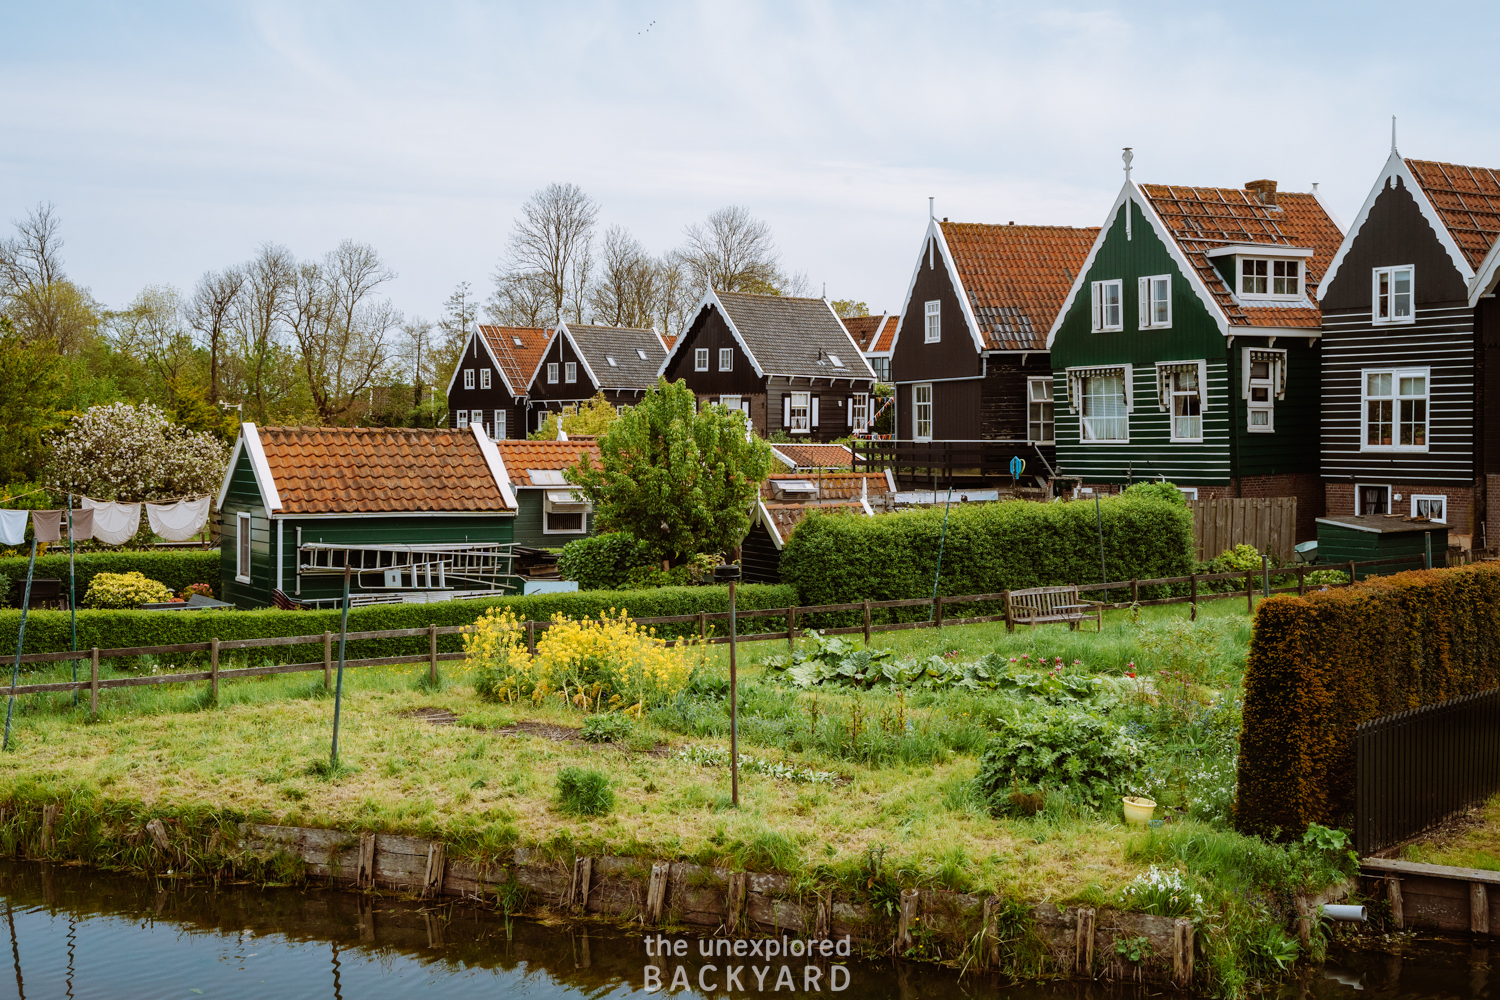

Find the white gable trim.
[
  {"left": 215, "top": 435, "right": 245, "bottom": 510},
  {"left": 756, "top": 500, "right": 785, "bottom": 550},
  {"left": 893, "top": 219, "right": 987, "bottom": 358},
  {"left": 1469, "top": 234, "right": 1500, "bottom": 306},
  {"left": 523, "top": 327, "right": 563, "bottom": 392},
  {"left": 1046, "top": 182, "right": 1229, "bottom": 348},
  {"left": 232, "top": 423, "right": 282, "bottom": 512},
  {"left": 1319, "top": 152, "right": 1475, "bottom": 302},
  {"left": 656, "top": 290, "right": 767, "bottom": 380},
  {"left": 553, "top": 323, "right": 603, "bottom": 392},
  {"left": 445, "top": 328, "right": 522, "bottom": 399},
  {"left": 471, "top": 424, "right": 519, "bottom": 510}
]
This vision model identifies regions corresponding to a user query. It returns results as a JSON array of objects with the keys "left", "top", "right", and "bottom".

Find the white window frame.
[
  {"left": 472, "top": 410, "right": 485, "bottom": 436},
  {"left": 1155, "top": 362, "right": 1205, "bottom": 443},
  {"left": 870, "top": 357, "right": 890, "bottom": 383},
  {"left": 1372, "top": 265, "right": 1415, "bottom": 325},
  {"left": 850, "top": 392, "right": 869, "bottom": 433},
  {"left": 1090, "top": 280, "right": 1123, "bottom": 332},
  {"left": 463, "top": 368, "right": 474, "bottom": 389},
  {"left": 547, "top": 362, "right": 559, "bottom": 384},
  {"left": 1177, "top": 487, "right": 1199, "bottom": 500},
  {"left": 1361, "top": 366, "right": 1429, "bottom": 453},
  {"left": 565, "top": 362, "right": 577, "bottom": 384},
  {"left": 1027, "top": 377, "right": 1054, "bottom": 444},
  {"left": 1067, "top": 365, "right": 1131, "bottom": 443},
  {"left": 543, "top": 509, "right": 588, "bottom": 534},
  {"left": 694, "top": 348, "right": 710, "bottom": 371},
  {"left": 1411, "top": 494, "right": 1447, "bottom": 523},
  {"left": 789, "top": 392, "right": 811, "bottom": 434},
  {"left": 1237, "top": 257, "right": 1303, "bottom": 301},
  {"left": 923, "top": 300, "right": 940, "bottom": 343},
  {"left": 913, "top": 383, "right": 933, "bottom": 441},
  {"left": 718, "top": 348, "right": 734, "bottom": 372},
  {"left": 235, "top": 512, "right": 252, "bottom": 584},
  {"left": 456, "top": 410, "right": 469, "bottom": 429},
  {"left": 494, "top": 410, "right": 507, "bottom": 439},
  {"left": 1356, "top": 483, "right": 1392, "bottom": 516},
  {"left": 479, "top": 368, "right": 491, "bottom": 389},
  {"left": 1138, "top": 275, "right": 1172, "bottom": 329}
]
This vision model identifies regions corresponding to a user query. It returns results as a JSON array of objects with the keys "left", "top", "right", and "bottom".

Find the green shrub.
[
  {"left": 0, "top": 550, "right": 219, "bottom": 608},
  {"left": 556, "top": 532, "right": 653, "bottom": 590},
  {"left": 1304, "top": 569, "right": 1348, "bottom": 587},
  {"left": 0, "top": 583, "right": 798, "bottom": 659},
  {"left": 1237, "top": 565, "right": 1500, "bottom": 836},
  {"left": 581, "top": 713, "right": 636, "bottom": 743},
  {"left": 1123, "top": 480, "right": 1188, "bottom": 507},
  {"left": 556, "top": 766, "right": 614, "bottom": 816},
  {"left": 780, "top": 493, "right": 1193, "bottom": 610},
  {"left": 974, "top": 706, "right": 1146, "bottom": 813},
  {"left": 1218, "top": 544, "right": 1264, "bottom": 572},
  {"left": 82, "top": 571, "right": 175, "bottom": 609}
]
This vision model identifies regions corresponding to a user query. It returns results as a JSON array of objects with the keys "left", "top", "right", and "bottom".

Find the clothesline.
[
  {"left": 0, "top": 495, "right": 214, "bottom": 546},
  {"left": 0, "top": 490, "right": 213, "bottom": 509}
]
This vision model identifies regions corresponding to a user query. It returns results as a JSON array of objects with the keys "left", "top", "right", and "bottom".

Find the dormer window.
[{"left": 1239, "top": 258, "right": 1300, "bottom": 299}]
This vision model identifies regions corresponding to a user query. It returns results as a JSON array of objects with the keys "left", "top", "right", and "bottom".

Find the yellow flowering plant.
[{"left": 464, "top": 606, "right": 699, "bottom": 713}]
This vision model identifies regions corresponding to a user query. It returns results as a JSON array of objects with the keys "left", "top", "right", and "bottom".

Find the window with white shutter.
[
  {"left": 480, "top": 368, "right": 491, "bottom": 389},
  {"left": 1091, "top": 280, "right": 1123, "bottom": 332}
]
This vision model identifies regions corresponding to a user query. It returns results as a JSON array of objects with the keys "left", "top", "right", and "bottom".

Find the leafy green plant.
[
  {"left": 1248, "top": 924, "right": 1300, "bottom": 971},
  {"left": 1304, "top": 569, "right": 1349, "bottom": 587},
  {"left": 973, "top": 706, "right": 1145, "bottom": 813},
  {"left": 556, "top": 767, "right": 614, "bottom": 816},
  {"left": 82, "top": 571, "right": 174, "bottom": 609},
  {"left": 1117, "top": 864, "right": 1203, "bottom": 916},
  {"left": 557, "top": 532, "right": 653, "bottom": 590},
  {"left": 581, "top": 713, "right": 636, "bottom": 743},
  {"left": 1218, "top": 544, "right": 1264, "bottom": 572},
  {"left": 1113, "top": 935, "right": 1152, "bottom": 964},
  {"left": 0, "top": 550, "right": 219, "bottom": 609}
]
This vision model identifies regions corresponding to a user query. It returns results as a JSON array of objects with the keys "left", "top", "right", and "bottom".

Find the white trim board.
[
  {"left": 472, "top": 423, "right": 520, "bottom": 511},
  {"left": 552, "top": 323, "right": 604, "bottom": 392},
  {"left": 656, "top": 290, "right": 768, "bottom": 380},
  {"left": 892, "top": 218, "right": 987, "bottom": 359},
  {"left": 1319, "top": 151, "right": 1476, "bottom": 303},
  {"left": 232, "top": 423, "right": 283, "bottom": 512}
]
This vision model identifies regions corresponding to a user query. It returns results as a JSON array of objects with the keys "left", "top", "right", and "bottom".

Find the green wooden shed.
[
  {"left": 216, "top": 424, "right": 519, "bottom": 609},
  {"left": 492, "top": 437, "right": 600, "bottom": 549},
  {"left": 1314, "top": 515, "right": 1447, "bottom": 580}
]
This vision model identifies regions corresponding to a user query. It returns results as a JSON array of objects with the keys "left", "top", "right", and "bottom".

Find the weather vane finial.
[
  {"left": 1122, "top": 147, "right": 1134, "bottom": 182},
  {"left": 1391, "top": 115, "right": 1398, "bottom": 153}
]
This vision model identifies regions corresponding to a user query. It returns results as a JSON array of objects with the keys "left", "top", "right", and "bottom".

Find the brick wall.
[
  {"left": 1235, "top": 473, "right": 1325, "bottom": 541},
  {"left": 1324, "top": 480, "right": 1480, "bottom": 551}
]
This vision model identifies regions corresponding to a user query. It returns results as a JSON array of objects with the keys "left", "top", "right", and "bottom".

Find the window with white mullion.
[
  {"left": 1138, "top": 275, "right": 1171, "bottom": 329},
  {"left": 1080, "top": 374, "right": 1127, "bottom": 441},
  {"left": 913, "top": 384, "right": 933, "bottom": 441},
  {"left": 1372, "top": 265, "right": 1415, "bottom": 324},
  {"left": 1027, "top": 378, "right": 1054, "bottom": 444},
  {"left": 1361, "top": 367, "right": 1428, "bottom": 451},
  {"left": 923, "top": 301, "right": 941, "bottom": 343},
  {"left": 1238, "top": 257, "right": 1302, "bottom": 301},
  {"left": 1157, "top": 364, "right": 1202, "bottom": 442},
  {"left": 1091, "top": 280, "right": 1123, "bottom": 332},
  {"left": 789, "top": 392, "right": 811, "bottom": 434}
]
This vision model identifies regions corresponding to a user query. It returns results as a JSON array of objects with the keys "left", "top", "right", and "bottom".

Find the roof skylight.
[
  {"left": 606, "top": 355, "right": 618, "bottom": 366},
  {"left": 636, "top": 348, "right": 649, "bottom": 360},
  {"left": 512, "top": 336, "right": 523, "bottom": 347}
]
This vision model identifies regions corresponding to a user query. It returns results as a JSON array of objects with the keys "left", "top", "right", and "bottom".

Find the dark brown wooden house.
[
  {"left": 445, "top": 325, "right": 552, "bottom": 439},
  {"left": 660, "top": 291, "right": 877, "bottom": 442},
  {"left": 876, "top": 216, "right": 1097, "bottom": 486},
  {"left": 1318, "top": 149, "right": 1500, "bottom": 553},
  {"left": 525, "top": 322, "right": 669, "bottom": 433}
]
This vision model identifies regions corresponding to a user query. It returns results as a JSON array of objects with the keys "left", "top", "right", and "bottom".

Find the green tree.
[
  {"left": 530, "top": 392, "right": 620, "bottom": 440},
  {"left": 568, "top": 379, "right": 772, "bottom": 564},
  {"left": 830, "top": 299, "right": 868, "bottom": 318},
  {"left": 0, "top": 317, "right": 64, "bottom": 482}
]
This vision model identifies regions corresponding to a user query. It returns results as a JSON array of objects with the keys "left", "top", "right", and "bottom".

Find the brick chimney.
[{"left": 1245, "top": 179, "right": 1278, "bottom": 206}]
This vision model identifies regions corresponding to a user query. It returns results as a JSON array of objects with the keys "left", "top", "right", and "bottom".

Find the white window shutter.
[
  {"left": 783, "top": 394, "right": 791, "bottom": 427},
  {"left": 1241, "top": 347, "right": 1252, "bottom": 399},
  {"left": 847, "top": 395, "right": 854, "bottom": 427},
  {"left": 1276, "top": 355, "right": 1287, "bottom": 399},
  {"left": 1156, "top": 364, "right": 1170, "bottom": 412},
  {"left": 1197, "top": 361, "right": 1209, "bottom": 411},
  {"left": 1138, "top": 277, "right": 1149, "bottom": 328},
  {"left": 742, "top": 400, "right": 751, "bottom": 417},
  {"left": 1123, "top": 364, "right": 1134, "bottom": 412},
  {"left": 1090, "top": 283, "right": 1101, "bottom": 331},
  {"left": 811, "top": 396, "right": 820, "bottom": 427}
]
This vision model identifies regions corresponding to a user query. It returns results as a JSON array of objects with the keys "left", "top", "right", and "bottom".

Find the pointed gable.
[
  {"left": 478, "top": 325, "right": 553, "bottom": 394},
  {"left": 1405, "top": 159, "right": 1500, "bottom": 270}
]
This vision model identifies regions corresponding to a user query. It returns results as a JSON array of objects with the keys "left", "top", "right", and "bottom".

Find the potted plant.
[{"left": 1122, "top": 795, "right": 1157, "bottom": 826}]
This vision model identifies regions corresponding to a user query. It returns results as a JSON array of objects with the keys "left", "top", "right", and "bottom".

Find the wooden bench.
[{"left": 1005, "top": 586, "right": 1103, "bottom": 632}]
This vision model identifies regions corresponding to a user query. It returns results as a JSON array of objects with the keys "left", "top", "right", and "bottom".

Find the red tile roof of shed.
[
  {"left": 257, "top": 426, "right": 512, "bottom": 514},
  {"left": 938, "top": 222, "right": 1100, "bottom": 351},
  {"left": 1406, "top": 159, "right": 1500, "bottom": 269},
  {"left": 493, "top": 439, "right": 602, "bottom": 486},
  {"left": 1137, "top": 184, "right": 1343, "bottom": 329}
]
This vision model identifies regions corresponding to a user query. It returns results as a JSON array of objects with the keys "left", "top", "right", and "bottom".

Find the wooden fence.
[
  {"left": 4, "top": 553, "right": 1430, "bottom": 712},
  {"left": 1188, "top": 497, "right": 1298, "bottom": 563},
  {"left": 1356, "top": 687, "right": 1500, "bottom": 853}
]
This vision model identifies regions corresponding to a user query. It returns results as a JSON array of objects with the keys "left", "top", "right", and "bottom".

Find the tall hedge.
[
  {"left": 779, "top": 494, "right": 1194, "bottom": 608},
  {"left": 0, "top": 550, "right": 220, "bottom": 608},
  {"left": 0, "top": 583, "right": 798, "bottom": 663},
  {"left": 1236, "top": 565, "right": 1500, "bottom": 837}
]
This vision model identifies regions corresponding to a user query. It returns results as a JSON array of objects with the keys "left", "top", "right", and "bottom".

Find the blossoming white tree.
[{"left": 44, "top": 402, "right": 228, "bottom": 505}]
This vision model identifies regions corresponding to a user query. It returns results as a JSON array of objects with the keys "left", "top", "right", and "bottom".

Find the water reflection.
[{"left": 0, "top": 858, "right": 1489, "bottom": 1000}]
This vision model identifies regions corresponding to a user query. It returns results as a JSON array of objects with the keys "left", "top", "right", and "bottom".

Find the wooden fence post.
[
  {"left": 1348, "top": 559, "right": 1357, "bottom": 586},
  {"left": 527, "top": 620, "right": 537, "bottom": 655},
  {"left": 323, "top": 632, "right": 332, "bottom": 690},
  {"left": 935, "top": 595, "right": 944, "bottom": 629},
  {"left": 862, "top": 601, "right": 871, "bottom": 646},
  {"left": 427, "top": 624, "right": 438, "bottom": 684},
  {"left": 1246, "top": 570, "right": 1254, "bottom": 613},
  {"left": 89, "top": 647, "right": 99, "bottom": 717},
  {"left": 210, "top": 637, "right": 219, "bottom": 702},
  {"left": 787, "top": 606, "right": 796, "bottom": 651},
  {"left": 1003, "top": 590, "right": 1013, "bottom": 632},
  {"left": 1189, "top": 574, "right": 1197, "bottom": 621},
  {"left": 1131, "top": 578, "right": 1139, "bottom": 605},
  {"left": 698, "top": 611, "right": 706, "bottom": 642},
  {"left": 1297, "top": 566, "right": 1306, "bottom": 596}
]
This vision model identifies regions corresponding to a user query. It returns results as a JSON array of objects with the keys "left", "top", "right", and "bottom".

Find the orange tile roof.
[
  {"left": 1406, "top": 159, "right": 1500, "bottom": 269},
  {"left": 761, "top": 471, "right": 889, "bottom": 501},
  {"left": 1137, "top": 184, "right": 1343, "bottom": 329},
  {"left": 938, "top": 223, "right": 1100, "bottom": 351},
  {"left": 493, "top": 439, "right": 602, "bottom": 486},
  {"left": 478, "top": 325, "right": 553, "bottom": 394},
  {"left": 257, "top": 426, "right": 512, "bottom": 514},
  {"left": 662, "top": 334, "right": 678, "bottom": 351},
  {"left": 762, "top": 501, "right": 869, "bottom": 541},
  {"left": 841, "top": 314, "right": 898, "bottom": 354},
  {"left": 770, "top": 443, "right": 855, "bottom": 470}
]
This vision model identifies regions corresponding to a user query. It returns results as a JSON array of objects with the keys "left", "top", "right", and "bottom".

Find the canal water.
[{"left": 0, "top": 859, "right": 1483, "bottom": 999}]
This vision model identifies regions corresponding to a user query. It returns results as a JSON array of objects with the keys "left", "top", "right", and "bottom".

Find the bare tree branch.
[
  {"left": 186, "top": 265, "right": 245, "bottom": 403},
  {"left": 677, "top": 205, "right": 782, "bottom": 294},
  {"left": 506, "top": 182, "right": 598, "bottom": 321}
]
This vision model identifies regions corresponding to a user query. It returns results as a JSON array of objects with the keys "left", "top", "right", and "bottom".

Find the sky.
[{"left": 3, "top": 0, "right": 1498, "bottom": 325}]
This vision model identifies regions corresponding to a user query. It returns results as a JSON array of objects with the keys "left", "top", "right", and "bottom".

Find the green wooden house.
[
  {"left": 1045, "top": 157, "right": 1344, "bottom": 540},
  {"left": 492, "top": 438, "right": 600, "bottom": 549},
  {"left": 215, "top": 424, "right": 518, "bottom": 609}
]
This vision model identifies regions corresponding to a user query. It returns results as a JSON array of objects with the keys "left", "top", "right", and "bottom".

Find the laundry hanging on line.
[
  {"left": 82, "top": 497, "right": 142, "bottom": 546},
  {"left": 145, "top": 496, "right": 211, "bottom": 541},
  {"left": 0, "top": 509, "right": 27, "bottom": 546}
]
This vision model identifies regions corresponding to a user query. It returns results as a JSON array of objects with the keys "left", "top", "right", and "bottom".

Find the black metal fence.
[{"left": 1356, "top": 687, "right": 1500, "bottom": 853}]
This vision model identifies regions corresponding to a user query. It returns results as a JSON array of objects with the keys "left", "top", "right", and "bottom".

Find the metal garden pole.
[
  {"left": 330, "top": 566, "right": 351, "bottom": 770},
  {"left": 929, "top": 483, "right": 954, "bottom": 622},
  {"left": 715, "top": 564, "right": 742, "bottom": 807},
  {"left": 68, "top": 497, "right": 77, "bottom": 706},
  {"left": 4, "top": 540, "right": 39, "bottom": 751},
  {"left": 1095, "top": 492, "right": 1107, "bottom": 593}
]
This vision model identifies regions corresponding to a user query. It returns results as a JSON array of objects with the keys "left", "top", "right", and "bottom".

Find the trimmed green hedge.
[
  {"left": 0, "top": 583, "right": 799, "bottom": 663},
  {"left": 1236, "top": 565, "right": 1500, "bottom": 837},
  {"left": 0, "top": 550, "right": 220, "bottom": 608},
  {"left": 779, "top": 494, "right": 1194, "bottom": 614}
]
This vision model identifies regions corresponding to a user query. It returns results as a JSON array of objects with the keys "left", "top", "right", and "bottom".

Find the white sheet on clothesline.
[{"left": 145, "top": 496, "right": 211, "bottom": 541}]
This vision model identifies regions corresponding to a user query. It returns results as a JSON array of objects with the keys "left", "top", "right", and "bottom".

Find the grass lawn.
[{"left": 1398, "top": 793, "right": 1500, "bottom": 871}]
